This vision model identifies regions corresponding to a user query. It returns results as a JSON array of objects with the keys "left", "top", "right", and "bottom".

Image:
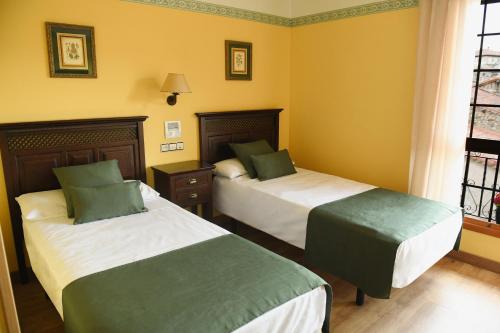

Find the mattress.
[
  {"left": 213, "top": 168, "right": 463, "bottom": 288},
  {"left": 23, "top": 196, "right": 327, "bottom": 333}
]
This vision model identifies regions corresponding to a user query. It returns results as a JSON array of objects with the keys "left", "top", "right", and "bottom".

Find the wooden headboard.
[
  {"left": 0, "top": 116, "right": 147, "bottom": 281},
  {"left": 196, "top": 109, "right": 282, "bottom": 164}
]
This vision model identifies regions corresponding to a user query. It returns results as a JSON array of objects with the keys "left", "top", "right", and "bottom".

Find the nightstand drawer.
[
  {"left": 173, "top": 172, "right": 210, "bottom": 189},
  {"left": 174, "top": 186, "right": 209, "bottom": 206}
]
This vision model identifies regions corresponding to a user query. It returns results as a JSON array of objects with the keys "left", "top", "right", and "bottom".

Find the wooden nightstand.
[{"left": 152, "top": 160, "right": 215, "bottom": 220}]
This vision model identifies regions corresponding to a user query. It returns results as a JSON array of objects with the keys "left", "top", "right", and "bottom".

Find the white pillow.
[
  {"left": 16, "top": 189, "right": 67, "bottom": 221},
  {"left": 213, "top": 158, "right": 248, "bottom": 179},
  {"left": 16, "top": 181, "right": 160, "bottom": 221}
]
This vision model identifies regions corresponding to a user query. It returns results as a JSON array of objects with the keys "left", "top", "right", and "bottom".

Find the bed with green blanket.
[
  {"left": 305, "top": 188, "right": 461, "bottom": 303},
  {"left": 62, "top": 234, "right": 332, "bottom": 333},
  {"left": 21, "top": 192, "right": 331, "bottom": 333},
  {"left": 213, "top": 168, "right": 463, "bottom": 305}
]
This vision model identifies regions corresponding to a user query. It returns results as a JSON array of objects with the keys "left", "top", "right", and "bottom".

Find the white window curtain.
[{"left": 409, "top": 0, "right": 480, "bottom": 205}]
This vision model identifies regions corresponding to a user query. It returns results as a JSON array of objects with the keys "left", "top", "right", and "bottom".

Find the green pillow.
[
  {"left": 250, "top": 149, "right": 297, "bottom": 181},
  {"left": 70, "top": 181, "right": 146, "bottom": 224},
  {"left": 229, "top": 140, "right": 274, "bottom": 178},
  {"left": 53, "top": 160, "right": 124, "bottom": 218}
]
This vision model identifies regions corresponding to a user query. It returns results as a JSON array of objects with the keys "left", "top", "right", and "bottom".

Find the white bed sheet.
[
  {"left": 24, "top": 197, "right": 326, "bottom": 333},
  {"left": 213, "top": 168, "right": 463, "bottom": 288}
]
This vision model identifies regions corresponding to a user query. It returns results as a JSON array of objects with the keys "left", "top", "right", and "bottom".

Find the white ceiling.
[
  {"left": 197, "top": 0, "right": 384, "bottom": 18},
  {"left": 197, "top": 0, "right": 292, "bottom": 17},
  {"left": 291, "top": 0, "right": 387, "bottom": 17}
]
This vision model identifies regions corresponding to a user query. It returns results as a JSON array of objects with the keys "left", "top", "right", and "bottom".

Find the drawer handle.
[
  {"left": 189, "top": 193, "right": 198, "bottom": 199},
  {"left": 188, "top": 178, "right": 198, "bottom": 185}
]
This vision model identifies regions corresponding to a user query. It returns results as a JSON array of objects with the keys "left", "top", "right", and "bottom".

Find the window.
[{"left": 461, "top": 0, "right": 500, "bottom": 229}]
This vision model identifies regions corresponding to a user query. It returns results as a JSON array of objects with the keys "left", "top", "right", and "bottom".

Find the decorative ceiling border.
[
  {"left": 123, "top": 0, "right": 419, "bottom": 27},
  {"left": 292, "top": 0, "right": 419, "bottom": 27},
  {"left": 123, "top": 0, "right": 292, "bottom": 26}
]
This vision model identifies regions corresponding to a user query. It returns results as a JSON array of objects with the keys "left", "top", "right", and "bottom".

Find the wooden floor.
[{"left": 12, "top": 219, "right": 500, "bottom": 333}]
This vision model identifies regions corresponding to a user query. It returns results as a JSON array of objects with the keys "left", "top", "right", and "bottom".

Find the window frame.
[
  {"left": 460, "top": 0, "right": 500, "bottom": 238},
  {"left": 462, "top": 0, "right": 500, "bottom": 237}
]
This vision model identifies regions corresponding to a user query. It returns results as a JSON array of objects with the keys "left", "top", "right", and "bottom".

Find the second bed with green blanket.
[
  {"left": 214, "top": 168, "right": 464, "bottom": 301},
  {"left": 63, "top": 234, "right": 332, "bottom": 333}
]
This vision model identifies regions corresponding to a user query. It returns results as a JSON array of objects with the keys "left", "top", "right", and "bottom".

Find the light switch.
[
  {"left": 169, "top": 143, "right": 177, "bottom": 151},
  {"left": 160, "top": 144, "right": 169, "bottom": 152},
  {"left": 176, "top": 142, "right": 184, "bottom": 150}
]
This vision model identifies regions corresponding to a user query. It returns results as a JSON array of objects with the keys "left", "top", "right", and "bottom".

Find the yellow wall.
[
  {"left": 0, "top": 0, "right": 291, "bottom": 271},
  {"left": 290, "top": 8, "right": 419, "bottom": 192},
  {"left": 461, "top": 229, "right": 500, "bottom": 263}
]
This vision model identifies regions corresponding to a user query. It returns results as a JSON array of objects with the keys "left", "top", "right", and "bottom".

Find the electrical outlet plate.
[
  {"left": 160, "top": 144, "right": 169, "bottom": 152},
  {"left": 176, "top": 142, "right": 184, "bottom": 150},
  {"left": 169, "top": 143, "right": 177, "bottom": 151}
]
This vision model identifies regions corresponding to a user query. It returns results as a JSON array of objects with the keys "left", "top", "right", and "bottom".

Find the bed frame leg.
[
  {"left": 16, "top": 258, "right": 29, "bottom": 284},
  {"left": 12, "top": 221, "right": 29, "bottom": 284},
  {"left": 356, "top": 288, "right": 365, "bottom": 306},
  {"left": 230, "top": 218, "right": 238, "bottom": 234}
]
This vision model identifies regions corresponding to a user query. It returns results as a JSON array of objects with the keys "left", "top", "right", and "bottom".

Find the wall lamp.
[{"left": 160, "top": 73, "right": 191, "bottom": 106}]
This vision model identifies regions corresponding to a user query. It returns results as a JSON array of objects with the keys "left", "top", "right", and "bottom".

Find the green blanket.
[
  {"left": 305, "top": 188, "right": 461, "bottom": 299},
  {"left": 63, "top": 234, "right": 332, "bottom": 333}
]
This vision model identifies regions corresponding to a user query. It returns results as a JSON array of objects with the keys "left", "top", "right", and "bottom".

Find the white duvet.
[
  {"left": 23, "top": 197, "right": 326, "bottom": 333},
  {"left": 213, "top": 168, "right": 463, "bottom": 288}
]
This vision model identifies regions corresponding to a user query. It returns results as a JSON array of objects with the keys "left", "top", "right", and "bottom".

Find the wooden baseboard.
[{"left": 447, "top": 250, "right": 500, "bottom": 274}]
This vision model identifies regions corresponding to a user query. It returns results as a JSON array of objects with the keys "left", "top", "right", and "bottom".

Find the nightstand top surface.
[{"left": 152, "top": 160, "right": 214, "bottom": 175}]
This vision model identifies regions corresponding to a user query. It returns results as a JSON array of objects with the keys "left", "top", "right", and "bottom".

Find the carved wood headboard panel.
[
  {"left": 196, "top": 109, "right": 282, "bottom": 164},
  {"left": 0, "top": 116, "right": 147, "bottom": 281}
]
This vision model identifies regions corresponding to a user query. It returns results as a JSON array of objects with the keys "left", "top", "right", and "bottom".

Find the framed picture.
[
  {"left": 45, "top": 22, "right": 97, "bottom": 78},
  {"left": 225, "top": 40, "right": 252, "bottom": 80}
]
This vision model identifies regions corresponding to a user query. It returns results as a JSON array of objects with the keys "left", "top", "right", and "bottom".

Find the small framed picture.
[
  {"left": 46, "top": 22, "right": 97, "bottom": 78},
  {"left": 225, "top": 40, "right": 252, "bottom": 80}
]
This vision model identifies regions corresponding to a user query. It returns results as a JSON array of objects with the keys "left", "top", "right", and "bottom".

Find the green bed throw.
[
  {"left": 305, "top": 188, "right": 461, "bottom": 299},
  {"left": 63, "top": 234, "right": 332, "bottom": 333}
]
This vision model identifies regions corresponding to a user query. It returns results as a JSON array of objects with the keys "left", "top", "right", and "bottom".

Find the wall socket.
[{"left": 161, "top": 142, "right": 184, "bottom": 152}]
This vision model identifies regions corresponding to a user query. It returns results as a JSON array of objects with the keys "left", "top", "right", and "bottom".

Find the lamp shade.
[{"left": 160, "top": 73, "right": 191, "bottom": 93}]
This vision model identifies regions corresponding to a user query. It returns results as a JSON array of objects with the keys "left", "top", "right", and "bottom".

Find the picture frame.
[
  {"left": 45, "top": 22, "right": 97, "bottom": 78},
  {"left": 225, "top": 40, "right": 252, "bottom": 80}
]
